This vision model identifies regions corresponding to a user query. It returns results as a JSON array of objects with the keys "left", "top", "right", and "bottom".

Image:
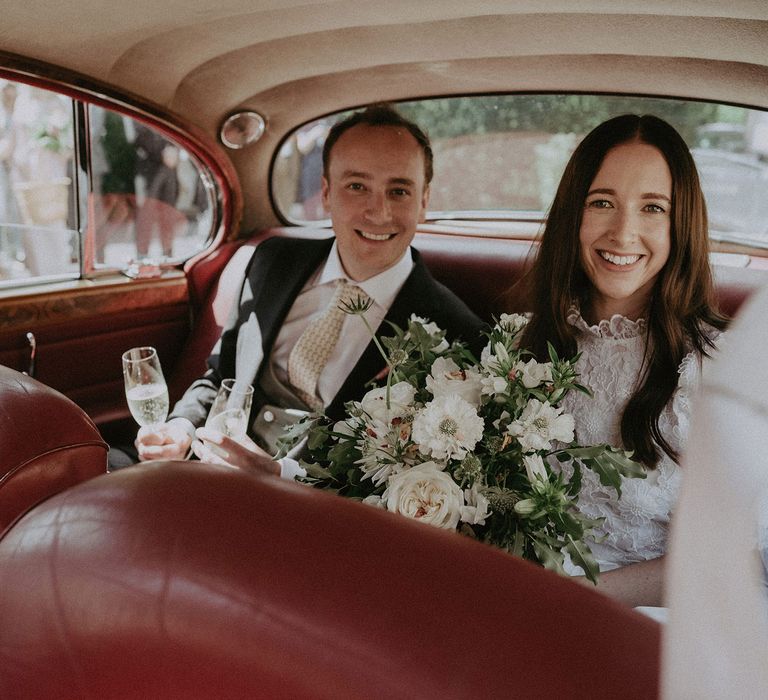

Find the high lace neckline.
[{"left": 567, "top": 306, "right": 647, "bottom": 340}]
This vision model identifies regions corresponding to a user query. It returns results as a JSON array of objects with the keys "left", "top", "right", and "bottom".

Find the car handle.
[{"left": 24, "top": 331, "right": 36, "bottom": 378}]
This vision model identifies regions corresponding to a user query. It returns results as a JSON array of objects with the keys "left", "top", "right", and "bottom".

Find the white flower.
[
  {"left": 497, "top": 313, "right": 529, "bottom": 334},
  {"left": 360, "top": 381, "right": 416, "bottom": 425},
  {"left": 481, "top": 374, "right": 509, "bottom": 397},
  {"left": 515, "top": 358, "right": 553, "bottom": 389},
  {"left": 409, "top": 314, "right": 449, "bottom": 352},
  {"left": 507, "top": 399, "right": 575, "bottom": 452},
  {"left": 412, "top": 394, "right": 485, "bottom": 461},
  {"left": 384, "top": 461, "right": 464, "bottom": 530},
  {"left": 362, "top": 494, "right": 385, "bottom": 509},
  {"left": 523, "top": 454, "right": 548, "bottom": 482},
  {"left": 355, "top": 419, "right": 407, "bottom": 486},
  {"left": 332, "top": 419, "right": 358, "bottom": 437},
  {"left": 425, "top": 356, "right": 483, "bottom": 407},
  {"left": 460, "top": 483, "right": 490, "bottom": 525}
]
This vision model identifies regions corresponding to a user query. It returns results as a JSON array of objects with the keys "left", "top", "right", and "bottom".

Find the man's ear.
[
  {"left": 419, "top": 184, "right": 431, "bottom": 222},
  {"left": 321, "top": 176, "right": 330, "bottom": 212}
]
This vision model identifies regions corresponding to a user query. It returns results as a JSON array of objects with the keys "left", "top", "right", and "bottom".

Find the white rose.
[
  {"left": 360, "top": 381, "right": 416, "bottom": 424},
  {"left": 385, "top": 461, "right": 463, "bottom": 530},
  {"left": 425, "top": 356, "right": 483, "bottom": 407}
]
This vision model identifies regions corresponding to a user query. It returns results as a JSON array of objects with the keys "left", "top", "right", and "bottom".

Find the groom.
[{"left": 135, "top": 104, "right": 484, "bottom": 469}]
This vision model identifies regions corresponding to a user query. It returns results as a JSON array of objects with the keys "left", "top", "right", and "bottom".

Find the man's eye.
[
  {"left": 346, "top": 182, "right": 365, "bottom": 191},
  {"left": 390, "top": 188, "right": 410, "bottom": 197}
]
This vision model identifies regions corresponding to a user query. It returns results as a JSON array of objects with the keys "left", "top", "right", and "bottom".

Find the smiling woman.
[{"left": 517, "top": 114, "right": 727, "bottom": 609}]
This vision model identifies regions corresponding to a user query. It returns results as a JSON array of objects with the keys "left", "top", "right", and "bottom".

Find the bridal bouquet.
[{"left": 280, "top": 306, "right": 644, "bottom": 583}]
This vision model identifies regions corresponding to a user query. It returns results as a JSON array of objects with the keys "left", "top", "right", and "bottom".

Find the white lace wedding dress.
[{"left": 560, "top": 309, "right": 720, "bottom": 575}]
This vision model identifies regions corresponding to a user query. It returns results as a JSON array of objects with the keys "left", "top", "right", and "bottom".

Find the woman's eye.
[
  {"left": 644, "top": 203, "right": 666, "bottom": 213},
  {"left": 586, "top": 199, "right": 612, "bottom": 209}
]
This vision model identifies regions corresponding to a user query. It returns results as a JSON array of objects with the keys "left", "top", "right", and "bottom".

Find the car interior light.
[{"left": 220, "top": 111, "right": 266, "bottom": 149}]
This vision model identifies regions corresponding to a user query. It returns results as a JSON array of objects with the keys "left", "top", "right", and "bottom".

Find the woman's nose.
[{"left": 608, "top": 208, "right": 637, "bottom": 245}]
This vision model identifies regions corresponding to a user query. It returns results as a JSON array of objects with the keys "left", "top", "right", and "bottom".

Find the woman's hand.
[{"left": 192, "top": 427, "right": 280, "bottom": 477}]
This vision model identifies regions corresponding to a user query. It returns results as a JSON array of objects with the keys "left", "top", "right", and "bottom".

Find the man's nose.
[{"left": 364, "top": 191, "right": 392, "bottom": 224}]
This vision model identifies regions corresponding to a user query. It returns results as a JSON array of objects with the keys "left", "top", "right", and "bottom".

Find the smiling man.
[{"left": 131, "top": 104, "right": 484, "bottom": 469}]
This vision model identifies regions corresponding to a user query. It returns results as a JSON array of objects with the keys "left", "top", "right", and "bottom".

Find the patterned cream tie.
[{"left": 288, "top": 280, "right": 369, "bottom": 410}]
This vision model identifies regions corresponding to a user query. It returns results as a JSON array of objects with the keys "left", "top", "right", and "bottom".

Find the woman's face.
[{"left": 578, "top": 141, "right": 672, "bottom": 322}]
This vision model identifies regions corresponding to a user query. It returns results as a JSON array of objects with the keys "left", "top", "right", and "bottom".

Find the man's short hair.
[{"left": 321, "top": 104, "right": 433, "bottom": 185}]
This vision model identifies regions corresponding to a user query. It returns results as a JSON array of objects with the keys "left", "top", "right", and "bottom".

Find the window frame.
[
  {"left": 0, "top": 61, "right": 240, "bottom": 291},
  {"left": 270, "top": 91, "right": 768, "bottom": 256}
]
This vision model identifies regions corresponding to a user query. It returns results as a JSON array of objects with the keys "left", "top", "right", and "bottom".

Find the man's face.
[{"left": 322, "top": 124, "right": 429, "bottom": 282}]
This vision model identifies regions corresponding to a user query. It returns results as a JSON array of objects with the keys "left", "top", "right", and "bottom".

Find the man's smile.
[{"left": 356, "top": 229, "right": 396, "bottom": 241}]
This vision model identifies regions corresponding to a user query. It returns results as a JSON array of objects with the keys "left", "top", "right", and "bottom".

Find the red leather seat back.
[
  {"left": 0, "top": 460, "right": 660, "bottom": 699},
  {"left": 0, "top": 366, "right": 108, "bottom": 534}
]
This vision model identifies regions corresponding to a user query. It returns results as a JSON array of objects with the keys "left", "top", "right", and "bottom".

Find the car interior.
[{"left": 0, "top": 1, "right": 767, "bottom": 697}]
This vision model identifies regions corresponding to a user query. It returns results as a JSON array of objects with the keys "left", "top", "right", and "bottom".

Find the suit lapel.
[
  {"left": 255, "top": 237, "right": 334, "bottom": 354},
  {"left": 238, "top": 237, "right": 333, "bottom": 386}
]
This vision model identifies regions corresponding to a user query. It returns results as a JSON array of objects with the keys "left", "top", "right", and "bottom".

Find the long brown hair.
[{"left": 519, "top": 114, "right": 727, "bottom": 466}]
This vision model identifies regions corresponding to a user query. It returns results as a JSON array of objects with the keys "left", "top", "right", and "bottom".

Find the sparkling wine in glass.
[
  {"left": 205, "top": 379, "right": 254, "bottom": 439},
  {"left": 122, "top": 346, "right": 169, "bottom": 428}
]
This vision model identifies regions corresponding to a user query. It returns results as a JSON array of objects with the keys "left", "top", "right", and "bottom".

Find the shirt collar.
[{"left": 316, "top": 240, "right": 414, "bottom": 308}]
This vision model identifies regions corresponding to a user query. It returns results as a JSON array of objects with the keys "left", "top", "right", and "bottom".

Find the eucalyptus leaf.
[
  {"left": 532, "top": 538, "right": 566, "bottom": 574},
  {"left": 301, "top": 461, "right": 335, "bottom": 480},
  {"left": 565, "top": 536, "right": 600, "bottom": 585}
]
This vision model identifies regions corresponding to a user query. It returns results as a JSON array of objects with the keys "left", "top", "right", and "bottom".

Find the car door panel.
[{"left": 0, "top": 276, "right": 191, "bottom": 439}]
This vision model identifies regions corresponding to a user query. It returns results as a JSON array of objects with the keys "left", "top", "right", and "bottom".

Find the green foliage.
[{"left": 398, "top": 94, "right": 741, "bottom": 145}]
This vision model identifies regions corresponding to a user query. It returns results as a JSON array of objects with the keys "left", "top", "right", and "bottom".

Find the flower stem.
[{"left": 359, "top": 313, "right": 394, "bottom": 409}]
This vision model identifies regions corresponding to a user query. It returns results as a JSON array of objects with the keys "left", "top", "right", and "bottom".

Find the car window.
[
  {"left": 0, "top": 78, "right": 217, "bottom": 288},
  {"left": 0, "top": 80, "right": 78, "bottom": 284},
  {"left": 88, "top": 105, "right": 215, "bottom": 271},
  {"left": 272, "top": 95, "right": 768, "bottom": 250}
]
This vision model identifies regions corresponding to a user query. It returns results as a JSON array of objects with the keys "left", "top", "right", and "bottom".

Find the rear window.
[{"left": 272, "top": 94, "right": 768, "bottom": 250}]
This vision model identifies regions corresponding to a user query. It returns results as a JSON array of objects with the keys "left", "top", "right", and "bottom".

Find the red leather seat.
[
  {"left": 0, "top": 365, "right": 108, "bottom": 534},
  {"left": 0, "top": 460, "right": 659, "bottom": 699}
]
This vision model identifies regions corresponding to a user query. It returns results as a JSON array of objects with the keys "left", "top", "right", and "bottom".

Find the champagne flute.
[
  {"left": 122, "top": 346, "right": 169, "bottom": 428},
  {"left": 204, "top": 378, "right": 254, "bottom": 439}
]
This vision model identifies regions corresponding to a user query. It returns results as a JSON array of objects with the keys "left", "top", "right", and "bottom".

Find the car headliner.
[{"left": 1, "top": 0, "right": 766, "bottom": 230}]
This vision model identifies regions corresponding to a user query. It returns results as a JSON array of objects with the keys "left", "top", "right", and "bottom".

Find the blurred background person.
[{"left": 134, "top": 124, "right": 185, "bottom": 260}]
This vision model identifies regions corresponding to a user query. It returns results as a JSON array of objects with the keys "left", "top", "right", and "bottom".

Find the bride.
[{"left": 517, "top": 114, "right": 728, "bottom": 607}]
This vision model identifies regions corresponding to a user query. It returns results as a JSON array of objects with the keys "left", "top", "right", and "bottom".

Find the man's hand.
[
  {"left": 135, "top": 417, "right": 194, "bottom": 461},
  {"left": 193, "top": 427, "right": 281, "bottom": 477}
]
